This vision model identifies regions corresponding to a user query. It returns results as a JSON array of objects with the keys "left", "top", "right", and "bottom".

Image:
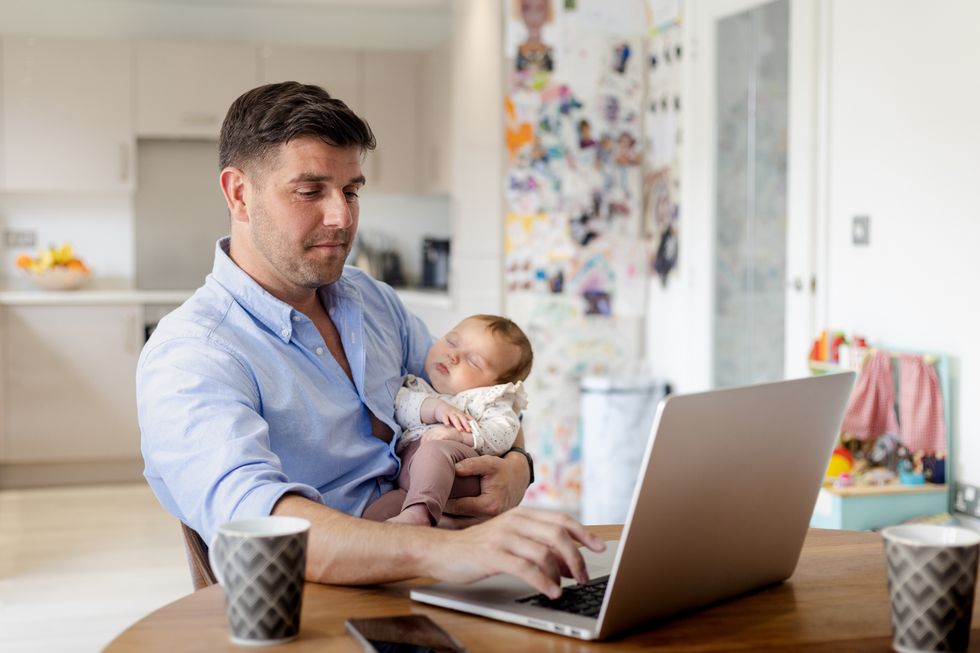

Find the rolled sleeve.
[{"left": 138, "top": 336, "right": 322, "bottom": 545}]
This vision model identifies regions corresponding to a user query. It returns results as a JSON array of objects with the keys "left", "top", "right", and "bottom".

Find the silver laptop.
[{"left": 411, "top": 372, "right": 856, "bottom": 640}]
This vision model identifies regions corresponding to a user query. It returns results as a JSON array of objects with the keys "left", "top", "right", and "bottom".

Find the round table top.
[{"left": 105, "top": 526, "right": 980, "bottom": 652}]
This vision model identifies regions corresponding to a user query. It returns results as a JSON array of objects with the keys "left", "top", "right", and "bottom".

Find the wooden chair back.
[{"left": 180, "top": 522, "right": 217, "bottom": 590}]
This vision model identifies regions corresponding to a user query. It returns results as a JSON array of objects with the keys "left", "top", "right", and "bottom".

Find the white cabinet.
[
  {"left": 362, "top": 51, "right": 422, "bottom": 195},
  {"left": 259, "top": 46, "right": 361, "bottom": 113},
  {"left": 261, "top": 47, "right": 450, "bottom": 196},
  {"left": 1, "top": 35, "right": 134, "bottom": 192},
  {"left": 0, "top": 312, "right": 5, "bottom": 462},
  {"left": 420, "top": 44, "right": 452, "bottom": 195},
  {"left": 135, "top": 41, "right": 259, "bottom": 139},
  {"left": 1, "top": 305, "right": 143, "bottom": 462}
]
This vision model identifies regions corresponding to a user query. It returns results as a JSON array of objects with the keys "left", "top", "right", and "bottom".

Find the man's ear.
[{"left": 219, "top": 166, "right": 249, "bottom": 224}]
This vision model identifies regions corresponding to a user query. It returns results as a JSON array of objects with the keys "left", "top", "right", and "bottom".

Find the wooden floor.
[{"left": 0, "top": 483, "right": 191, "bottom": 652}]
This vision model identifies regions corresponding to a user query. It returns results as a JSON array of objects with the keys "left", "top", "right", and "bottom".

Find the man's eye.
[
  {"left": 297, "top": 189, "right": 320, "bottom": 198},
  {"left": 344, "top": 191, "right": 359, "bottom": 201}
]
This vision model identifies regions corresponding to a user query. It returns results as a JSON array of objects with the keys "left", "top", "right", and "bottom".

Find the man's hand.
[
  {"left": 424, "top": 507, "right": 606, "bottom": 599},
  {"left": 421, "top": 424, "right": 474, "bottom": 447},
  {"left": 442, "top": 452, "right": 529, "bottom": 527}
]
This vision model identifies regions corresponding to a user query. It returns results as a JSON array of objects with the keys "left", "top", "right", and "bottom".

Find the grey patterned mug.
[
  {"left": 882, "top": 524, "right": 980, "bottom": 653},
  {"left": 209, "top": 516, "right": 311, "bottom": 646}
]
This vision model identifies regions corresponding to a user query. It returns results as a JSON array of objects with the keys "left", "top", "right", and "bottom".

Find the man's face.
[
  {"left": 424, "top": 318, "right": 521, "bottom": 396},
  {"left": 236, "top": 136, "right": 365, "bottom": 296}
]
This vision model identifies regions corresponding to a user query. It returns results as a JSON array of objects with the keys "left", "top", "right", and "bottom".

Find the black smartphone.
[{"left": 345, "top": 614, "right": 468, "bottom": 653}]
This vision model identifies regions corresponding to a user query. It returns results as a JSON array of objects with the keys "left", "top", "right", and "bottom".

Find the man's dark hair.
[{"left": 218, "top": 81, "right": 376, "bottom": 171}]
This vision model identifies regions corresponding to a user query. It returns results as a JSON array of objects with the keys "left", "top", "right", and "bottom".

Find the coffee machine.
[{"left": 421, "top": 237, "right": 450, "bottom": 290}]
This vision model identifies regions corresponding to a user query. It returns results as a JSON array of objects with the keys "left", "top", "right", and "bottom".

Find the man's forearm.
[
  {"left": 272, "top": 493, "right": 440, "bottom": 584},
  {"left": 274, "top": 494, "right": 609, "bottom": 601}
]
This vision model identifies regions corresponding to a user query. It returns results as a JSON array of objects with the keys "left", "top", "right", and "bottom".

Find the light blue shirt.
[{"left": 137, "top": 238, "right": 433, "bottom": 545}]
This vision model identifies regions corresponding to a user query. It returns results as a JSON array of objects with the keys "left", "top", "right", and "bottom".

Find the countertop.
[
  {"left": 0, "top": 282, "right": 450, "bottom": 308},
  {"left": 0, "top": 285, "right": 193, "bottom": 306}
]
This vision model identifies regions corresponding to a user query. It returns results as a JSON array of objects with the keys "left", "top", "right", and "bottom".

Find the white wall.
[
  {"left": 447, "top": 0, "right": 504, "bottom": 320},
  {"left": 0, "top": 195, "right": 135, "bottom": 287},
  {"left": 647, "top": 0, "right": 980, "bottom": 487},
  {"left": 824, "top": 0, "right": 980, "bottom": 486}
]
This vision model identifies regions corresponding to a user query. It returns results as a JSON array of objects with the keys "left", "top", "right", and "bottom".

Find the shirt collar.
[{"left": 209, "top": 236, "right": 359, "bottom": 343}]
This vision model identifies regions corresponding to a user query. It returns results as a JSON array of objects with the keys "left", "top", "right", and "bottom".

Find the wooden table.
[{"left": 106, "top": 526, "right": 980, "bottom": 652}]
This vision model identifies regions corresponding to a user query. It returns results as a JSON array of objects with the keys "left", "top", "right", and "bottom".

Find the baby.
[{"left": 364, "top": 314, "right": 533, "bottom": 526}]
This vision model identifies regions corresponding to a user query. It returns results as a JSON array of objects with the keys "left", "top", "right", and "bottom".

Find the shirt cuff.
[{"left": 213, "top": 482, "right": 322, "bottom": 545}]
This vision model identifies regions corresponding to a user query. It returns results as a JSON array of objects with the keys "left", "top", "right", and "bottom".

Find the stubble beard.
[{"left": 250, "top": 201, "right": 352, "bottom": 290}]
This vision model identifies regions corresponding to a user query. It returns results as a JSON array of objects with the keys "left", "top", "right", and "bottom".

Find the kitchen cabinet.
[
  {"left": 420, "top": 44, "right": 452, "bottom": 195},
  {"left": 0, "top": 314, "right": 5, "bottom": 462},
  {"left": 135, "top": 41, "right": 259, "bottom": 139},
  {"left": 361, "top": 51, "right": 422, "bottom": 195},
  {"left": 1, "top": 304, "right": 143, "bottom": 462},
  {"left": 258, "top": 46, "right": 361, "bottom": 114},
  {"left": 1, "top": 35, "right": 134, "bottom": 192}
]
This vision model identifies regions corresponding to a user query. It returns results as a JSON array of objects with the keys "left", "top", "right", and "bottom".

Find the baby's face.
[{"left": 425, "top": 318, "right": 521, "bottom": 395}]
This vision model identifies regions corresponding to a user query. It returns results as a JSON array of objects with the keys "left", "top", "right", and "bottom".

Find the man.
[{"left": 137, "top": 82, "right": 601, "bottom": 599}]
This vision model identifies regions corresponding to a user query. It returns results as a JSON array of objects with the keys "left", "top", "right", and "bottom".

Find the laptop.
[{"left": 411, "top": 372, "right": 856, "bottom": 640}]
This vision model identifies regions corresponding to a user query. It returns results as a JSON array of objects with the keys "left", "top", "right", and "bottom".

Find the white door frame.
[{"left": 685, "top": 0, "right": 827, "bottom": 386}]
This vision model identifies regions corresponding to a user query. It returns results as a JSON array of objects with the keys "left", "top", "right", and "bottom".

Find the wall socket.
[
  {"left": 954, "top": 482, "right": 980, "bottom": 518},
  {"left": 4, "top": 229, "right": 37, "bottom": 248}
]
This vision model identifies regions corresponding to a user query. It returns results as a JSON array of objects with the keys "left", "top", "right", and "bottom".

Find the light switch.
[{"left": 852, "top": 215, "right": 870, "bottom": 246}]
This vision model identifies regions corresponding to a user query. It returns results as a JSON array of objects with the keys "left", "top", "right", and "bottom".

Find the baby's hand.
[
  {"left": 422, "top": 424, "right": 474, "bottom": 447},
  {"left": 431, "top": 400, "right": 472, "bottom": 433}
]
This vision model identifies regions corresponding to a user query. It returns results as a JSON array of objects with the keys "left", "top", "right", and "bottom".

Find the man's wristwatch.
[{"left": 505, "top": 446, "right": 535, "bottom": 487}]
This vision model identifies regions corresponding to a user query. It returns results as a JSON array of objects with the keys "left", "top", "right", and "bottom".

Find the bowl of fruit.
[{"left": 16, "top": 244, "right": 92, "bottom": 291}]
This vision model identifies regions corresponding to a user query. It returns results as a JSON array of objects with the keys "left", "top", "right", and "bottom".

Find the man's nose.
[{"left": 321, "top": 191, "right": 354, "bottom": 228}]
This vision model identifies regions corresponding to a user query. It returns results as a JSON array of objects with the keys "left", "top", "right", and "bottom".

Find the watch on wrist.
[{"left": 506, "top": 446, "right": 535, "bottom": 487}]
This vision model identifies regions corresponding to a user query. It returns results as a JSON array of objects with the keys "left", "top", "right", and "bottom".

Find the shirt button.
[
  {"left": 281, "top": 328, "right": 290, "bottom": 338},
  {"left": 292, "top": 315, "right": 301, "bottom": 322},
  {"left": 315, "top": 347, "right": 324, "bottom": 355}
]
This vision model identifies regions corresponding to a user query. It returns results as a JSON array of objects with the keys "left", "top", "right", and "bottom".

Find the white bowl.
[{"left": 24, "top": 267, "right": 91, "bottom": 291}]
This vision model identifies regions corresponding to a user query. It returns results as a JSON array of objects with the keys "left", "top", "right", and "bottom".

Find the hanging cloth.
[
  {"left": 897, "top": 354, "right": 946, "bottom": 454},
  {"left": 840, "top": 349, "right": 899, "bottom": 440}
]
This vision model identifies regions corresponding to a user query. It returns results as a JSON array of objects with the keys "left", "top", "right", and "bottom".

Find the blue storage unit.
[{"left": 810, "top": 485, "right": 949, "bottom": 531}]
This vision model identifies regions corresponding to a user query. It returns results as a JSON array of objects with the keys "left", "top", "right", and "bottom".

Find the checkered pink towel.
[
  {"left": 898, "top": 354, "right": 946, "bottom": 454},
  {"left": 841, "top": 349, "right": 899, "bottom": 440}
]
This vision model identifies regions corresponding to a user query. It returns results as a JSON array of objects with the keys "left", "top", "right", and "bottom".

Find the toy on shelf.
[{"left": 824, "top": 446, "right": 853, "bottom": 480}]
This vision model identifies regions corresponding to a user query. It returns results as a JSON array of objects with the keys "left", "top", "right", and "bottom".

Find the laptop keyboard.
[{"left": 516, "top": 575, "right": 609, "bottom": 618}]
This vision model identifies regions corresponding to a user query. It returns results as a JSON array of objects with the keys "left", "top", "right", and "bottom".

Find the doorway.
[{"left": 693, "top": 0, "right": 820, "bottom": 388}]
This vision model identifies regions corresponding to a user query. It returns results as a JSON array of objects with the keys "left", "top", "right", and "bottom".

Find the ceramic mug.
[
  {"left": 209, "top": 516, "right": 310, "bottom": 646},
  {"left": 882, "top": 524, "right": 980, "bottom": 653}
]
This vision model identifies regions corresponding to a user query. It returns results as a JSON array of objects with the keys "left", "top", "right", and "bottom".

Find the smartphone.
[{"left": 345, "top": 614, "right": 468, "bottom": 653}]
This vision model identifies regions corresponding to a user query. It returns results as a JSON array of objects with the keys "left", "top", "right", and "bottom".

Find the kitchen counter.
[
  {"left": 0, "top": 286, "right": 193, "bottom": 306},
  {"left": 0, "top": 285, "right": 449, "bottom": 308}
]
